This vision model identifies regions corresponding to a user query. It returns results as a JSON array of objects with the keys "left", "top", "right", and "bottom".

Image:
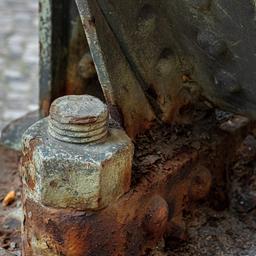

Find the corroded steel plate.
[{"left": 75, "top": 0, "right": 256, "bottom": 137}]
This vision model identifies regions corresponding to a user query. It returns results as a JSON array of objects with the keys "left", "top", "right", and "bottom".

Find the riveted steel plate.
[{"left": 75, "top": 0, "right": 256, "bottom": 134}]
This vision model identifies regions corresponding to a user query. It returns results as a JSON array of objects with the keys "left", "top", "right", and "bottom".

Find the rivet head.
[
  {"left": 214, "top": 70, "right": 241, "bottom": 94},
  {"left": 49, "top": 95, "right": 109, "bottom": 143},
  {"left": 197, "top": 30, "right": 227, "bottom": 58},
  {"left": 137, "top": 4, "right": 156, "bottom": 34},
  {"left": 78, "top": 53, "right": 96, "bottom": 80},
  {"left": 143, "top": 195, "right": 169, "bottom": 238},
  {"left": 192, "top": 0, "right": 212, "bottom": 11},
  {"left": 189, "top": 165, "right": 212, "bottom": 200},
  {"left": 156, "top": 48, "right": 175, "bottom": 76}
]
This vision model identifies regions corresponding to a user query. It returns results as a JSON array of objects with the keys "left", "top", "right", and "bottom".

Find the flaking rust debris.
[{"left": 2, "top": 191, "right": 16, "bottom": 207}]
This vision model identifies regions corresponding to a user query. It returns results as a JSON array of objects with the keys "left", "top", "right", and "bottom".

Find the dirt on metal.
[
  {"left": 0, "top": 146, "right": 21, "bottom": 255},
  {"left": 1, "top": 107, "right": 256, "bottom": 255},
  {"left": 149, "top": 116, "right": 256, "bottom": 256}
]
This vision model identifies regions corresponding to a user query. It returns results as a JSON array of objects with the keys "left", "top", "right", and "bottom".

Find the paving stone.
[
  {"left": 8, "top": 81, "right": 30, "bottom": 92},
  {"left": 0, "top": 0, "right": 39, "bottom": 132},
  {"left": 3, "top": 69, "right": 23, "bottom": 81},
  {"left": 3, "top": 110, "right": 28, "bottom": 121}
]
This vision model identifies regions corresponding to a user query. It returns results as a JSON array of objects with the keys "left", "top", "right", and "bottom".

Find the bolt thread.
[
  {"left": 47, "top": 95, "right": 109, "bottom": 144},
  {"left": 48, "top": 117, "right": 108, "bottom": 144}
]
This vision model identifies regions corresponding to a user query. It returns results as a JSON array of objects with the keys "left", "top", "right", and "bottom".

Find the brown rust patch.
[
  {"left": 143, "top": 195, "right": 169, "bottom": 239},
  {"left": 21, "top": 110, "right": 253, "bottom": 255},
  {"left": 189, "top": 165, "right": 212, "bottom": 201},
  {"left": 22, "top": 151, "right": 196, "bottom": 255},
  {"left": 26, "top": 172, "right": 36, "bottom": 191},
  {"left": 21, "top": 138, "right": 42, "bottom": 191},
  {"left": 40, "top": 98, "right": 50, "bottom": 117},
  {"left": 65, "top": 17, "right": 90, "bottom": 96}
]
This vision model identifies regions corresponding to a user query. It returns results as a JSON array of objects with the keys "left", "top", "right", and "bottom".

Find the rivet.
[
  {"left": 78, "top": 53, "right": 96, "bottom": 80},
  {"left": 214, "top": 70, "right": 241, "bottom": 94},
  {"left": 193, "top": 0, "right": 212, "bottom": 11},
  {"left": 197, "top": 30, "right": 227, "bottom": 58},
  {"left": 189, "top": 165, "right": 212, "bottom": 200},
  {"left": 143, "top": 195, "right": 169, "bottom": 238},
  {"left": 156, "top": 48, "right": 175, "bottom": 76},
  {"left": 137, "top": 4, "right": 156, "bottom": 34}
]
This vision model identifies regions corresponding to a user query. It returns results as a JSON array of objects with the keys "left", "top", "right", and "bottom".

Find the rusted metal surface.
[
  {"left": 37, "top": 0, "right": 256, "bottom": 141},
  {"left": 1, "top": 124, "right": 256, "bottom": 254},
  {"left": 21, "top": 95, "right": 133, "bottom": 212},
  {"left": 76, "top": 0, "right": 156, "bottom": 137},
  {"left": 39, "top": 0, "right": 102, "bottom": 117},
  {"left": 22, "top": 153, "right": 197, "bottom": 256},
  {"left": 39, "top": 0, "right": 66, "bottom": 117},
  {"left": 20, "top": 0, "right": 256, "bottom": 255},
  {"left": 39, "top": 0, "right": 256, "bottom": 138},
  {"left": 20, "top": 99, "right": 254, "bottom": 255},
  {"left": 73, "top": 0, "right": 256, "bottom": 138}
]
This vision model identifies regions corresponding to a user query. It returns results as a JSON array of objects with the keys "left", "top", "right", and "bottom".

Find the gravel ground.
[
  {"left": 150, "top": 206, "right": 256, "bottom": 256},
  {"left": 0, "top": 0, "right": 38, "bottom": 131}
]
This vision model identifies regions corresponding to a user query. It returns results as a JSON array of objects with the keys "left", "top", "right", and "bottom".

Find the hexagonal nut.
[{"left": 21, "top": 118, "right": 133, "bottom": 210}]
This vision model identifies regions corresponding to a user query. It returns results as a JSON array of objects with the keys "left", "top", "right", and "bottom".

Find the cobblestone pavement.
[{"left": 0, "top": 0, "right": 38, "bottom": 131}]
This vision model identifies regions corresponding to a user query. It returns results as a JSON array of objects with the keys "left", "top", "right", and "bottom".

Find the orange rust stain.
[
  {"left": 2, "top": 190, "right": 16, "bottom": 206},
  {"left": 64, "top": 226, "right": 90, "bottom": 256},
  {"left": 40, "top": 99, "right": 50, "bottom": 117},
  {"left": 21, "top": 138, "right": 42, "bottom": 190},
  {"left": 26, "top": 173, "right": 36, "bottom": 190}
]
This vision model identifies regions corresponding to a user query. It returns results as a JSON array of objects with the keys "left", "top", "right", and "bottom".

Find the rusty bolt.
[
  {"left": 48, "top": 95, "right": 108, "bottom": 144},
  {"left": 143, "top": 195, "right": 169, "bottom": 239},
  {"left": 189, "top": 165, "right": 212, "bottom": 201},
  {"left": 21, "top": 95, "right": 134, "bottom": 210}
]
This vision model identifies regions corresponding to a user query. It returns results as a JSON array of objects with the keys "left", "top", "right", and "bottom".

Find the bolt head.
[{"left": 21, "top": 118, "right": 133, "bottom": 210}]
